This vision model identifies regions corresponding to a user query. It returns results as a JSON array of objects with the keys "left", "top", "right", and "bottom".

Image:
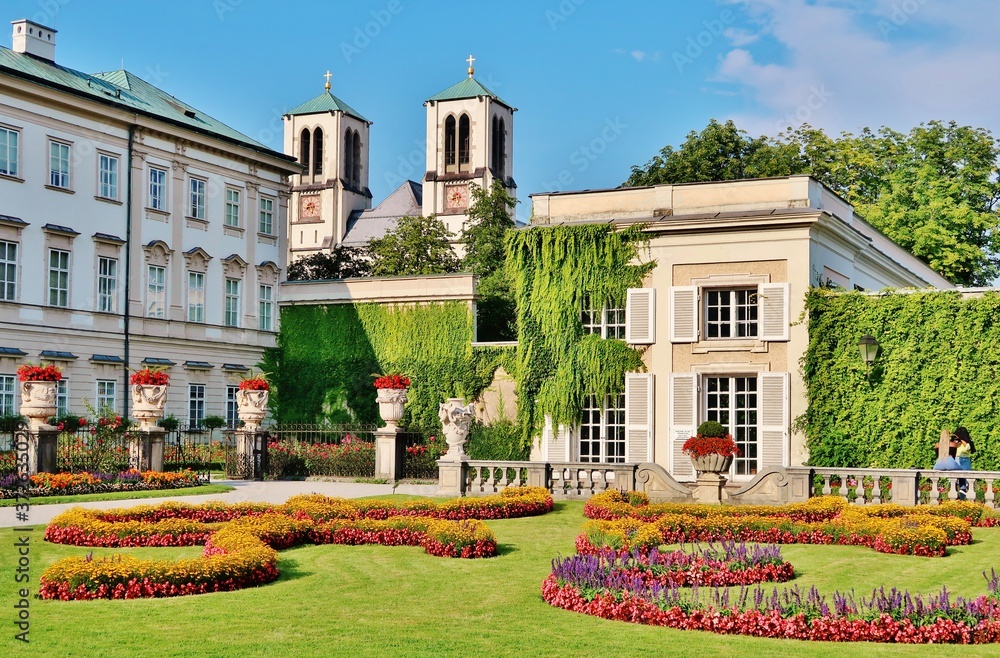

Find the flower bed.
[
  {"left": 542, "top": 570, "right": 1000, "bottom": 644},
  {"left": 556, "top": 542, "right": 795, "bottom": 589},
  {"left": 265, "top": 437, "right": 376, "bottom": 478},
  {"left": 581, "top": 491, "right": 991, "bottom": 556},
  {"left": 40, "top": 486, "right": 553, "bottom": 600},
  {"left": 0, "top": 469, "right": 203, "bottom": 500}
]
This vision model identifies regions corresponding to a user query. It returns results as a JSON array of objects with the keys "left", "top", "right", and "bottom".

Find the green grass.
[
  {"left": 4, "top": 501, "right": 1000, "bottom": 657},
  {"left": 0, "top": 484, "right": 234, "bottom": 507}
]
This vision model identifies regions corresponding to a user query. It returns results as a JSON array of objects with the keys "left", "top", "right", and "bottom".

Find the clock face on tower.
[
  {"left": 299, "top": 195, "right": 321, "bottom": 220},
  {"left": 445, "top": 184, "right": 469, "bottom": 212}
]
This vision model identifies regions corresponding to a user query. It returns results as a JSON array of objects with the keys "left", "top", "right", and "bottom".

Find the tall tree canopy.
[
  {"left": 461, "top": 180, "right": 518, "bottom": 341},
  {"left": 368, "top": 214, "right": 459, "bottom": 277},
  {"left": 286, "top": 246, "right": 372, "bottom": 281},
  {"left": 626, "top": 119, "right": 1000, "bottom": 286}
]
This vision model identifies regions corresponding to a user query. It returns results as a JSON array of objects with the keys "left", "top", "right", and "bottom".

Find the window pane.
[
  {"left": 0, "top": 128, "right": 17, "bottom": 177},
  {"left": 0, "top": 240, "right": 16, "bottom": 301}
]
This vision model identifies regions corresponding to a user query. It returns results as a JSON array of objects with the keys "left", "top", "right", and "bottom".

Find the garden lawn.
[
  {"left": 0, "top": 484, "right": 234, "bottom": 507},
  {"left": 4, "top": 500, "right": 1000, "bottom": 657}
]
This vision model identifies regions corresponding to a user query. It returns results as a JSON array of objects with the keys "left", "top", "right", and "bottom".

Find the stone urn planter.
[
  {"left": 20, "top": 380, "right": 57, "bottom": 431},
  {"left": 236, "top": 389, "right": 269, "bottom": 431},
  {"left": 690, "top": 453, "right": 734, "bottom": 474},
  {"left": 376, "top": 388, "right": 408, "bottom": 431},
  {"left": 439, "top": 397, "right": 476, "bottom": 460},
  {"left": 131, "top": 384, "right": 167, "bottom": 432}
]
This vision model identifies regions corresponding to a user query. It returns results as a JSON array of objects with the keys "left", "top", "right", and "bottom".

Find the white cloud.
[
  {"left": 711, "top": 0, "right": 1000, "bottom": 136},
  {"left": 723, "top": 27, "right": 759, "bottom": 46},
  {"left": 631, "top": 50, "right": 646, "bottom": 61}
]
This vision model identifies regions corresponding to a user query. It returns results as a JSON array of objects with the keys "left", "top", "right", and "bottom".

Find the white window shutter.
[
  {"left": 626, "top": 288, "right": 655, "bottom": 344},
  {"left": 551, "top": 420, "right": 570, "bottom": 462},
  {"left": 668, "top": 373, "right": 697, "bottom": 480},
  {"left": 541, "top": 416, "right": 552, "bottom": 461},
  {"left": 670, "top": 286, "right": 698, "bottom": 343},
  {"left": 625, "top": 373, "right": 654, "bottom": 463},
  {"left": 759, "top": 372, "right": 789, "bottom": 469},
  {"left": 759, "top": 282, "right": 790, "bottom": 341}
]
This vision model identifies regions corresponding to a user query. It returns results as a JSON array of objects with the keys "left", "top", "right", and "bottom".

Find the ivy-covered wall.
[
  {"left": 506, "top": 223, "right": 655, "bottom": 443},
  {"left": 264, "top": 302, "right": 505, "bottom": 434},
  {"left": 802, "top": 289, "right": 1000, "bottom": 469}
]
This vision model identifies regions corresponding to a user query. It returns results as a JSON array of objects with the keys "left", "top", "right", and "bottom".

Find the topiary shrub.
[{"left": 697, "top": 420, "right": 727, "bottom": 437}]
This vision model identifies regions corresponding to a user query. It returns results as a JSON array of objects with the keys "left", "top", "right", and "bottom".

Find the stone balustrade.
[{"left": 453, "top": 460, "right": 637, "bottom": 498}]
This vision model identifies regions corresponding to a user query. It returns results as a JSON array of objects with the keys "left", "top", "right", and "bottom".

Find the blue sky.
[{"left": 8, "top": 0, "right": 999, "bottom": 223}]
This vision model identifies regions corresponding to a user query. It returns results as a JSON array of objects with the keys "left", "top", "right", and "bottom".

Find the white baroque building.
[{"left": 0, "top": 20, "right": 300, "bottom": 426}]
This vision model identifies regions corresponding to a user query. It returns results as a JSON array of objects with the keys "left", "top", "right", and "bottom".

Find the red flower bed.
[
  {"left": 129, "top": 368, "right": 169, "bottom": 386},
  {"left": 17, "top": 363, "right": 62, "bottom": 382},
  {"left": 238, "top": 377, "right": 269, "bottom": 391},
  {"left": 39, "top": 487, "right": 549, "bottom": 600},
  {"left": 374, "top": 373, "right": 410, "bottom": 389}
]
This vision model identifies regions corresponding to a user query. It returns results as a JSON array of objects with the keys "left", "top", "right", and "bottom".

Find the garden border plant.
[
  {"left": 39, "top": 486, "right": 554, "bottom": 600},
  {"left": 543, "top": 491, "right": 1000, "bottom": 644}
]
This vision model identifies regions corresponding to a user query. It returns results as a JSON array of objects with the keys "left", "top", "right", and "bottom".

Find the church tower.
[
  {"left": 283, "top": 72, "right": 372, "bottom": 261},
  {"left": 422, "top": 56, "right": 516, "bottom": 238}
]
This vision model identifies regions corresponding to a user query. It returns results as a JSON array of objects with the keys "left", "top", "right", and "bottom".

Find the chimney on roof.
[{"left": 11, "top": 19, "right": 57, "bottom": 62}]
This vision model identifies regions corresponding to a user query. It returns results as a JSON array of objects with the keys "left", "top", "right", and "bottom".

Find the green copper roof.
[
  {"left": 285, "top": 91, "right": 369, "bottom": 122},
  {"left": 426, "top": 76, "right": 509, "bottom": 106},
  {"left": 0, "top": 46, "right": 288, "bottom": 157}
]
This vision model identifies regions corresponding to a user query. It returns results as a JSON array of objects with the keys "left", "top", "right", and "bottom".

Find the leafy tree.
[
  {"left": 462, "top": 181, "right": 518, "bottom": 341},
  {"left": 286, "top": 246, "right": 372, "bottom": 281},
  {"left": 368, "top": 215, "right": 459, "bottom": 276},
  {"left": 625, "top": 119, "right": 803, "bottom": 187},
  {"left": 626, "top": 119, "right": 1000, "bottom": 285}
]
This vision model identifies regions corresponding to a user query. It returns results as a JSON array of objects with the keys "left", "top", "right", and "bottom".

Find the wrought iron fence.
[
  {"left": 400, "top": 431, "right": 440, "bottom": 480},
  {"left": 224, "top": 424, "right": 379, "bottom": 480}
]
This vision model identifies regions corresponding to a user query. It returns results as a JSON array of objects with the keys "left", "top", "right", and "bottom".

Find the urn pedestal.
[
  {"left": 131, "top": 385, "right": 167, "bottom": 471},
  {"left": 689, "top": 453, "right": 733, "bottom": 505},
  {"left": 236, "top": 389, "right": 269, "bottom": 475},
  {"left": 18, "top": 380, "right": 58, "bottom": 476}
]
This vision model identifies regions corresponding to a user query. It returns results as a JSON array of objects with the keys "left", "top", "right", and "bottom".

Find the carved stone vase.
[
  {"left": 439, "top": 397, "right": 476, "bottom": 460},
  {"left": 690, "top": 453, "right": 734, "bottom": 474},
  {"left": 131, "top": 384, "right": 167, "bottom": 432},
  {"left": 236, "top": 389, "right": 269, "bottom": 432},
  {"left": 376, "top": 387, "right": 407, "bottom": 431},
  {"left": 20, "top": 380, "right": 57, "bottom": 431}
]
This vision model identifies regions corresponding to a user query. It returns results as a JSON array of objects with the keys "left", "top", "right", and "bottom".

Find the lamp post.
[{"left": 857, "top": 334, "right": 879, "bottom": 379}]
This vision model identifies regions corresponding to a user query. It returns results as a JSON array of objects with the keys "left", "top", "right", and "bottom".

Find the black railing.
[
  {"left": 400, "top": 431, "right": 441, "bottom": 480},
  {"left": 224, "top": 424, "right": 379, "bottom": 480}
]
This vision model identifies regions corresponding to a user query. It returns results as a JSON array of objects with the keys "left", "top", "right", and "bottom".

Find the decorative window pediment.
[
  {"left": 143, "top": 240, "right": 173, "bottom": 267},
  {"left": 183, "top": 246, "right": 212, "bottom": 273},
  {"left": 221, "top": 253, "right": 248, "bottom": 278},
  {"left": 256, "top": 260, "right": 280, "bottom": 286}
]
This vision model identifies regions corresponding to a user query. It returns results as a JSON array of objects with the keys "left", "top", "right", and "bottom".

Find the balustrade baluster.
[
  {"left": 929, "top": 476, "right": 941, "bottom": 505},
  {"left": 821, "top": 474, "right": 832, "bottom": 496},
  {"left": 854, "top": 478, "right": 865, "bottom": 506},
  {"left": 985, "top": 478, "right": 996, "bottom": 509},
  {"left": 947, "top": 477, "right": 959, "bottom": 502},
  {"left": 838, "top": 474, "right": 849, "bottom": 501},
  {"left": 871, "top": 477, "right": 882, "bottom": 505}
]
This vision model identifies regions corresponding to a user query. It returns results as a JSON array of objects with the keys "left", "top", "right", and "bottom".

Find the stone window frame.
[
  {"left": 147, "top": 164, "right": 169, "bottom": 213},
  {"left": 0, "top": 122, "right": 22, "bottom": 180},
  {"left": 188, "top": 175, "right": 207, "bottom": 220},
  {"left": 96, "top": 150, "right": 121, "bottom": 202},
  {"left": 222, "top": 254, "right": 247, "bottom": 328},
  {"left": 143, "top": 240, "right": 173, "bottom": 319},
  {"left": 258, "top": 195, "right": 275, "bottom": 235},
  {"left": 93, "top": 234, "right": 124, "bottom": 314},
  {"left": 183, "top": 247, "right": 211, "bottom": 324},
  {"left": 224, "top": 185, "right": 242, "bottom": 228},
  {"left": 47, "top": 137, "right": 72, "bottom": 190}
]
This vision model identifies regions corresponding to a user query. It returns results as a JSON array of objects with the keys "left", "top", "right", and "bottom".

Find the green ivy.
[
  {"left": 265, "top": 302, "right": 501, "bottom": 434},
  {"left": 802, "top": 289, "right": 1000, "bottom": 469},
  {"left": 506, "top": 223, "right": 656, "bottom": 444}
]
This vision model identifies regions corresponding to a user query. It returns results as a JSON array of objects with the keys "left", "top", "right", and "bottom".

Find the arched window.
[
  {"left": 300, "top": 128, "right": 311, "bottom": 172},
  {"left": 491, "top": 115, "right": 507, "bottom": 177},
  {"left": 313, "top": 127, "right": 323, "bottom": 177},
  {"left": 458, "top": 114, "right": 471, "bottom": 170},
  {"left": 344, "top": 129, "right": 353, "bottom": 186},
  {"left": 352, "top": 130, "right": 361, "bottom": 187},
  {"left": 444, "top": 115, "right": 457, "bottom": 171}
]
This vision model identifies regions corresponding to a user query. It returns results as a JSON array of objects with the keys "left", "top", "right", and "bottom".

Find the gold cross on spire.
[
  {"left": 466, "top": 54, "right": 475, "bottom": 77},
  {"left": 324, "top": 70, "right": 332, "bottom": 91}
]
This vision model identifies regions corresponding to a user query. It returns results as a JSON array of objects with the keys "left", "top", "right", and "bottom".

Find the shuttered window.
[
  {"left": 625, "top": 288, "right": 655, "bottom": 344},
  {"left": 625, "top": 373, "right": 653, "bottom": 463}
]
